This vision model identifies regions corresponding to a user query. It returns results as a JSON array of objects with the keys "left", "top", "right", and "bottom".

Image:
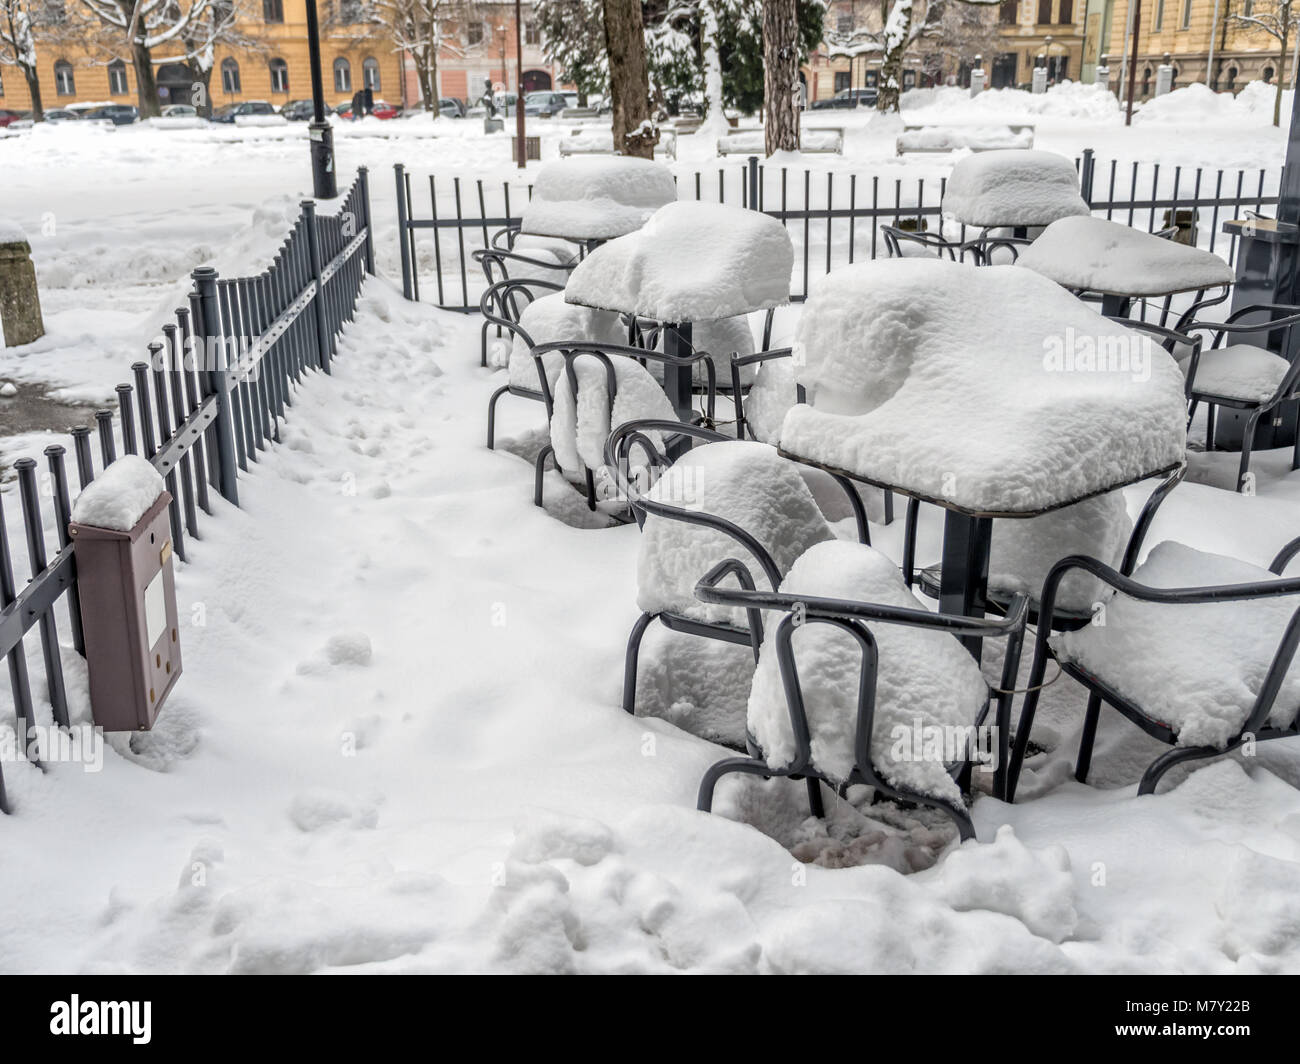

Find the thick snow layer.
[
  {"left": 1186, "top": 344, "right": 1289, "bottom": 402},
  {"left": 636, "top": 440, "right": 832, "bottom": 626},
  {"left": 783, "top": 259, "right": 1188, "bottom": 513},
  {"left": 743, "top": 355, "right": 798, "bottom": 445},
  {"left": 549, "top": 352, "right": 676, "bottom": 477},
  {"left": 1053, "top": 540, "right": 1300, "bottom": 748},
  {"left": 502, "top": 292, "right": 625, "bottom": 390},
  {"left": 69, "top": 455, "right": 165, "bottom": 532},
  {"left": 942, "top": 150, "right": 1090, "bottom": 228},
  {"left": 1136, "top": 81, "right": 1293, "bottom": 126},
  {"left": 898, "top": 126, "right": 1033, "bottom": 152},
  {"left": 0, "top": 218, "right": 28, "bottom": 244},
  {"left": 565, "top": 201, "right": 794, "bottom": 322},
  {"left": 989, "top": 491, "right": 1132, "bottom": 612},
  {"left": 1017, "top": 215, "right": 1236, "bottom": 296},
  {"left": 901, "top": 81, "right": 1123, "bottom": 124},
  {"left": 748, "top": 540, "right": 988, "bottom": 799},
  {"left": 519, "top": 157, "right": 677, "bottom": 240}
]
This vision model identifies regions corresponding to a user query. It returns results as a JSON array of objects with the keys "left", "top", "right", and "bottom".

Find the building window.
[
  {"left": 1264, "top": 64, "right": 1275, "bottom": 82},
  {"left": 999, "top": 0, "right": 1017, "bottom": 23},
  {"left": 108, "top": 59, "right": 128, "bottom": 94},
  {"left": 1226, "top": 65, "right": 1238, "bottom": 90},
  {"left": 1180, "top": 0, "right": 1192, "bottom": 27},
  {"left": 466, "top": 20, "right": 484, "bottom": 45},
  {"left": 1152, "top": 0, "right": 1164, "bottom": 30},
  {"left": 363, "top": 56, "right": 380, "bottom": 90},
  {"left": 221, "top": 57, "right": 240, "bottom": 94},
  {"left": 1037, "top": 0, "right": 1052, "bottom": 23},
  {"left": 1057, "top": 0, "right": 1071, "bottom": 22},
  {"left": 1141, "top": 66, "right": 1151, "bottom": 95},
  {"left": 54, "top": 59, "right": 75, "bottom": 95},
  {"left": 1243, "top": 0, "right": 1253, "bottom": 14},
  {"left": 835, "top": 12, "right": 853, "bottom": 32},
  {"left": 263, "top": 0, "right": 283, "bottom": 20},
  {"left": 334, "top": 57, "right": 352, "bottom": 92},
  {"left": 269, "top": 57, "right": 289, "bottom": 93},
  {"left": 525, "top": 20, "right": 540, "bottom": 45},
  {"left": 337, "top": 0, "right": 365, "bottom": 20},
  {"left": 833, "top": 70, "right": 850, "bottom": 92}
]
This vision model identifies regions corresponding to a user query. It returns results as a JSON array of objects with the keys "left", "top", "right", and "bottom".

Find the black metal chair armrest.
[
  {"left": 1270, "top": 536, "right": 1300, "bottom": 575},
  {"left": 1120, "top": 463, "right": 1186, "bottom": 576},
  {"left": 730, "top": 347, "right": 794, "bottom": 440}
]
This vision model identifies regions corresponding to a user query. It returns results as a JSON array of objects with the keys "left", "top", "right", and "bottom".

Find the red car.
[
  {"left": 336, "top": 98, "right": 399, "bottom": 120},
  {"left": 0, "top": 109, "right": 27, "bottom": 128}
]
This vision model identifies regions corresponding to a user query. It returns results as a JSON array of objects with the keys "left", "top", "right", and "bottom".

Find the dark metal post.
[
  {"left": 514, "top": 0, "right": 526, "bottom": 169},
  {"left": 1080, "top": 147, "right": 1095, "bottom": 205},
  {"left": 1124, "top": 0, "right": 1141, "bottom": 126},
  {"left": 14, "top": 458, "right": 69, "bottom": 729},
  {"left": 193, "top": 267, "right": 240, "bottom": 506},
  {"left": 43, "top": 444, "right": 85, "bottom": 655},
  {"left": 305, "top": 0, "right": 337, "bottom": 199},
  {"left": 937, "top": 512, "right": 993, "bottom": 661},
  {"left": 302, "top": 200, "right": 333, "bottom": 373},
  {"left": 748, "top": 156, "right": 759, "bottom": 210},
  {"left": 357, "top": 166, "right": 375, "bottom": 272},
  {"left": 395, "top": 164, "right": 413, "bottom": 300}
]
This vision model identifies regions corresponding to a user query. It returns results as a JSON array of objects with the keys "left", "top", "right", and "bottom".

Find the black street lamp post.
[{"left": 305, "top": 0, "right": 338, "bottom": 199}]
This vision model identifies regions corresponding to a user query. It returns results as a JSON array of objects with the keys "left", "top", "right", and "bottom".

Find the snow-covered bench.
[
  {"left": 560, "top": 106, "right": 600, "bottom": 119},
  {"left": 896, "top": 123, "right": 1035, "bottom": 155},
  {"left": 558, "top": 127, "right": 678, "bottom": 159},
  {"left": 717, "top": 127, "right": 844, "bottom": 156}
]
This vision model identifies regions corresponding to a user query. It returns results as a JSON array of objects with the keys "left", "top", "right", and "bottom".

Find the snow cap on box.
[
  {"left": 565, "top": 201, "right": 794, "bottom": 322},
  {"left": 943, "top": 149, "right": 1090, "bottom": 228},
  {"left": 71, "top": 455, "right": 166, "bottom": 532},
  {"left": 520, "top": 156, "right": 677, "bottom": 241}
]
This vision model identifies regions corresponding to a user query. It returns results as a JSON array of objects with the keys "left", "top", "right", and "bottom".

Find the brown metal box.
[{"left": 69, "top": 493, "right": 182, "bottom": 731}]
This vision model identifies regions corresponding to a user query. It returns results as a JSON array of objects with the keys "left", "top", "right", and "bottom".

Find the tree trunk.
[
  {"left": 187, "top": 61, "right": 213, "bottom": 117},
  {"left": 763, "top": 0, "right": 800, "bottom": 154},
  {"left": 416, "top": 43, "right": 438, "bottom": 114},
  {"left": 700, "top": 0, "right": 725, "bottom": 132},
  {"left": 1276, "top": 32, "right": 1287, "bottom": 127},
  {"left": 601, "top": 0, "right": 656, "bottom": 158},
  {"left": 877, "top": 0, "right": 913, "bottom": 112},
  {"left": 23, "top": 65, "right": 44, "bottom": 122},
  {"left": 131, "top": 37, "right": 161, "bottom": 117}
]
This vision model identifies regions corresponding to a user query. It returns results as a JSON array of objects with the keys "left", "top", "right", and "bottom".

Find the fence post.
[
  {"left": 748, "top": 156, "right": 760, "bottom": 212},
  {"left": 302, "top": 200, "right": 333, "bottom": 375},
  {"left": 395, "top": 163, "right": 413, "bottom": 300},
  {"left": 1080, "top": 147, "right": 1096, "bottom": 206},
  {"left": 358, "top": 166, "right": 375, "bottom": 274},
  {"left": 193, "top": 267, "right": 240, "bottom": 507}
]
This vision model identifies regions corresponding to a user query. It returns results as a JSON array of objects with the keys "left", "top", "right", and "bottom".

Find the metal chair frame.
[{"left": 481, "top": 277, "right": 563, "bottom": 449}]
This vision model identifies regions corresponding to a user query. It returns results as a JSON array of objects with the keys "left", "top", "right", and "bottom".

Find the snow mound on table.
[
  {"left": 989, "top": 491, "right": 1133, "bottom": 613},
  {"left": 519, "top": 156, "right": 677, "bottom": 241},
  {"left": 1018, "top": 215, "right": 1235, "bottom": 295},
  {"left": 942, "top": 149, "right": 1089, "bottom": 228},
  {"left": 1053, "top": 540, "right": 1300, "bottom": 749},
  {"left": 70, "top": 455, "right": 165, "bottom": 531},
  {"left": 503, "top": 292, "right": 625, "bottom": 388},
  {"left": 637, "top": 440, "right": 832, "bottom": 626},
  {"left": 748, "top": 540, "right": 988, "bottom": 799},
  {"left": 549, "top": 351, "right": 676, "bottom": 477},
  {"left": 565, "top": 201, "right": 794, "bottom": 322},
  {"left": 783, "top": 259, "right": 1188, "bottom": 514}
]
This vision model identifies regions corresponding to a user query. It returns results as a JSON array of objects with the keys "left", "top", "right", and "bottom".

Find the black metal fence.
[
  {"left": 394, "top": 151, "right": 1280, "bottom": 311},
  {"left": 0, "top": 169, "right": 374, "bottom": 812}
]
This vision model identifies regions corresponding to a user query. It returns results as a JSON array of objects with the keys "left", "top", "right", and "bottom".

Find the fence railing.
[
  {"left": 394, "top": 151, "right": 1280, "bottom": 311},
  {"left": 0, "top": 168, "right": 374, "bottom": 812}
]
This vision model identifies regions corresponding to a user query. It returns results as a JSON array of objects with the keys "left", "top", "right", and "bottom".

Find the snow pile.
[
  {"left": 902, "top": 81, "right": 1122, "bottom": 123},
  {"left": 549, "top": 353, "right": 676, "bottom": 477},
  {"left": 233, "top": 114, "right": 288, "bottom": 128},
  {"left": 636, "top": 440, "right": 832, "bottom": 625},
  {"left": 748, "top": 540, "right": 989, "bottom": 799},
  {"left": 718, "top": 129, "right": 842, "bottom": 154},
  {"left": 1018, "top": 215, "right": 1236, "bottom": 295},
  {"left": 898, "top": 126, "right": 1033, "bottom": 152},
  {"left": 1136, "top": 81, "right": 1291, "bottom": 125},
  {"left": 70, "top": 455, "right": 165, "bottom": 532},
  {"left": 0, "top": 218, "right": 28, "bottom": 244},
  {"left": 503, "top": 292, "right": 625, "bottom": 389},
  {"left": 519, "top": 156, "right": 677, "bottom": 240},
  {"left": 783, "top": 259, "right": 1188, "bottom": 513},
  {"left": 989, "top": 492, "right": 1133, "bottom": 612},
  {"left": 566, "top": 201, "right": 794, "bottom": 322},
  {"left": 1053, "top": 540, "right": 1300, "bottom": 748},
  {"left": 943, "top": 149, "right": 1089, "bottom": 228}
]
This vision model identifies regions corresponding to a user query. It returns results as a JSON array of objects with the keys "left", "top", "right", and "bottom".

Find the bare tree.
[
  {"left": 602, "top": 0, "right": 656, "bottom": 156},
  {"left": 1226, "top": 0, "right": 1298, "bottom": 125},
  {"left": 0, "top": 0, "right": 44, "bottom": 119},
  {"left": 763, "top": 0, "right": 798, "bottom": 151},
  {"left": 176, "top": 0, "right": 263, "bottom": 115}
]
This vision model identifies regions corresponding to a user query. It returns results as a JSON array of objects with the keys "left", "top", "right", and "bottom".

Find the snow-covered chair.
[
  {"left": 1182, "top": 303, "right": 1300, "bottom": 492},
  {"left": 605, "top": 420, "right": 870, "bottom": 718},
  {"left": 880, "top": 225, "right": 969, "bottom": 261},
  {"left": 1007, "top": 536, "right": 1300, "bottom": 802},
  {"left": 693, "top": 541, "right": 1029, "bottom": 838},
  {"left": 535, "top": 342, "right": 717, "bottom": 512},
  {"left": 474, "top": 241, "right": 580, "bottom": 368}
]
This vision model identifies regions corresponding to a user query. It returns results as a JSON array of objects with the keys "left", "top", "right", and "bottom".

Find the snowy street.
[{"left": 3, "top": 84, "right": 1300, "bottom": 974}]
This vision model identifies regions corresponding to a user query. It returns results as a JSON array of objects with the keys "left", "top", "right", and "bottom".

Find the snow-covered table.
[
  {"left": 780, "top": 259, "right": 1189, "bottom": 658},
  {"left": 517, "top": 156, "right": 678, "bottom": 244},
  {"left": 1017, "top": 215, "right": 1237, "bottom": 317},
  {"left": 942, "top": 149, "right": 1091, "bottom": 235},
  {"left": 565, "top": 200, "right": 794, "bottom": 421}
]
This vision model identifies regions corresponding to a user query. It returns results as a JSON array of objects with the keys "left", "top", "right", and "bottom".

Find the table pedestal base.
[{"left": 937, "top": 512, "right": 993, "bottom": 661}]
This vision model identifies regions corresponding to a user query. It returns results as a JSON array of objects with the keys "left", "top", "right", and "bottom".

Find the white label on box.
[{"left": 144, "top": 570, "right": 167, "bottom": 649}]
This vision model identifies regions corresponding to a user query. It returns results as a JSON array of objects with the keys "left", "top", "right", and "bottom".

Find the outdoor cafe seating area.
[{"left": 474, "top": 151, "right": 1300, "bottom": 844}]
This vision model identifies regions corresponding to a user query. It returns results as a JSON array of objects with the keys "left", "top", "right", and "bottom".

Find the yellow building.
[
  {"left": 1, "top": 0, "right": 404, "bottom": 114},
  {"left": 992, "top": 0, "right": 1086, "bottom": 88},
  {"left": 1102, "top": 0, "right": 1286, "bottom": 94}
]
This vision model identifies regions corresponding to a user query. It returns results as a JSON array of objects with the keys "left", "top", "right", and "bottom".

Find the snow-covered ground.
[{"left": 1, "top": 81, "right": 1300, "bottom": 973}]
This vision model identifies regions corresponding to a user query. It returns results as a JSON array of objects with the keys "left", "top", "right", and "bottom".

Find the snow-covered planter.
[
  {"left": 942, "top": 149, "right": 1090, "bottom": 229},
  {"left": 519, "top": 156, "right": 678, "bottom": 240}
]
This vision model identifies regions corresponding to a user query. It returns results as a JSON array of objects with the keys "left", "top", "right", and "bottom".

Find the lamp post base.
[{"left": 309, "top": 121, "right": 337, "bottom": 200}]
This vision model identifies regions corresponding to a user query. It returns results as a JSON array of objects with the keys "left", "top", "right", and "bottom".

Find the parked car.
[
  {"left": 468, "top": 92, "right": 518, "bottom": 118},
  {"left": 524, "top": 91, "right": 568, "bottom": 117},
  {"left": 84, "top": 104, "right": 139, "bottom": 125},
  {"left": 280, "top": 99, "right": 316, "bottom": 121},
  {"left": 160, "top": 104, "right": 198, "bottom": 118},
  {"left": 42, "top": 108, "right": 81, "bottom": 122},
  {"left": 336, "top": 98, "right": 400, "bottom": 120},
  {"left": 0, "top": 108, "right": 25, "bottom": 127},
  {"left": 559, "top": 91, "right": 579, "bottom": 110},
  {"left": 810, "top": 87, "right": 878, "bottom": 110},
  {"left": 210, "top": 100, "right": 277, "bottom": 123},
  {"left": 436, "top": 97, "right": 466, "bottom": 118}
]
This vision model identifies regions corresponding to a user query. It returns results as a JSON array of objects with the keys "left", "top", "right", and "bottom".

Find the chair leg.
[
  {"left": 534, "top": 444, "right": 554, "bottom": 508},
  {"left": 1204, "top": 403, "right": 1216, "bottom": 451},
  {"left": 1138, "top": 744, "right": 1224, "bottom": 796},
  {"left": 697, "top": 757, "right": 775, "bottom": 812},
  {"left": 1075, "top": 693, "right": 1103, "bottom": 783},
  {"left": 480, "top": 321, "right": 491, "bottom": 369},
  {"left": 1237, "top": 410, "right": 1261, "bottom": 493},
  {"left": 1006, "top": 636, "right": 1055, "bottom": 803},
  {"left": 622, "top": 612, "right": 656, "bottom": 715},
  {"left": 884, "top": 490, "right": 895, "bottom": 526},
  {"left": 486, "top": 384, "right": 510, "bottom": 450},
  {"left": 804, "top": 776, "right": 825, "bottom": 818},
  {"left": 1292, "top": 421, "right": 1300, "bottom": 471},
  {"left": 1186, "top": 398, "right": 1198, "bottom": 432}
]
